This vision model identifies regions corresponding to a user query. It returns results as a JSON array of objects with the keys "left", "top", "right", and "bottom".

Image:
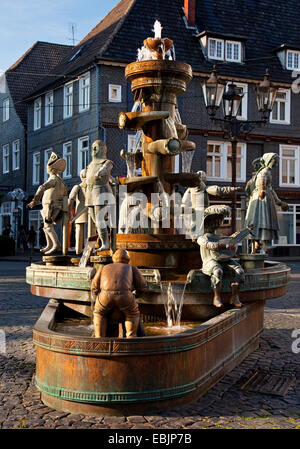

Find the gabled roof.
[
  {"left": 26, "top": 0, "right": 300, "bottom": 101},
  {"left": 27, "top": 0, "right": 137, "bottom": 98},
  {"left": 6, "top": 41, "right": 73, "bottom": 123}
]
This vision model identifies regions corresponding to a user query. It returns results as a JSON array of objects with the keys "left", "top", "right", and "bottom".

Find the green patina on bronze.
[
  {"left": 245, "top": 153, "right": 289, "bottom": 251},
  {"left": 34, "top": 332, "right": 260, "bottom": 404},
  {"left": 26, "top": 262, "right": 290, "bottom": 298}
]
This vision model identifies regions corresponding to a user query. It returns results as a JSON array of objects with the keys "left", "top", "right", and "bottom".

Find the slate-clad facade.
[
  {"left": 15, "top": 0, "right": 300, "bottom": 254},
  {"left": 0, "top": 42, "right": 72, "bottom": 237}
]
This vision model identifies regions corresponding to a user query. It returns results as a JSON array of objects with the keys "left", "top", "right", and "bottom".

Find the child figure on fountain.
[{"left": 197, "top": 205, "right": 245, "bottom": 309}]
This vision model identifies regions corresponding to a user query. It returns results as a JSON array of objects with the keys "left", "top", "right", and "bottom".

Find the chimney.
[{"left": 184, "top": 0, "right": 196, "bottom": 27}]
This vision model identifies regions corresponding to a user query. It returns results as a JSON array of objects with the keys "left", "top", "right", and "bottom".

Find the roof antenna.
[{"left": 68, "top": 23, "right": 78, "bottom": 46}]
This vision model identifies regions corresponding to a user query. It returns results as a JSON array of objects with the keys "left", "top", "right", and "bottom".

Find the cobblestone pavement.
[{"left": 0, "top": 261, "right": 299, "bottom": 430}]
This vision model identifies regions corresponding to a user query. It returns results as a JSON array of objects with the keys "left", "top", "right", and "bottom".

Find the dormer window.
[
  {"left": 207, "top": 37, "right": 242, "bottom": 62},
  {"left": 208, "top": 38, "right": 224, "bottom": 60},
  {"left": 225, "top": 41, "right": 242, "bottom": 62},
  {"left": 275, "top": 45, "right": 300, "bottom": 70},
  {"left": 287, "top": 50, "right": 300, "bottom": 70}
]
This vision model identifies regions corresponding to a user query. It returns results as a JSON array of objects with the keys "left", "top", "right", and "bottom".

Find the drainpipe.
[
  {"left": 23, "top": 123, "right": 28, "bottom": 228},
  {"left": 93, "top": 62, "right": 106, "bottom": 142}
]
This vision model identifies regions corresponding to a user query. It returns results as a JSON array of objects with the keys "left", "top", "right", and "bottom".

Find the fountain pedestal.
[{"left": 239, "top": 253, "right": 266, "bottom": 270}]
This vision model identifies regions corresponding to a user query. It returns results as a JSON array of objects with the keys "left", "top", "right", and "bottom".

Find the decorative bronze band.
[
  {"left": 116, "top": 242, "right": 197, "bottom": 250},
  {"left": 33, "top": 306, "right": 250, "bottom": 356},
  {"left": 35, "top": 332, "right": 260, "bottom": 404},
  {"left": 26, "top": 265, "right": 289, "bottom": 294}
]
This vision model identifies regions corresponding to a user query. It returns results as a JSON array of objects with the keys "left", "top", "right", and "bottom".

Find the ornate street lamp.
[
  {"left": 201, "top": 66, "right": 226, "bottom": 117},
  {"left": 202, "top": 67, "right": 278, "bottom": 232},
  {"left": 255, "top": 69, "right": 278, "bottom": 122},
  {"left": 222, "top": 82, "right": 244, "bottom": 119}
]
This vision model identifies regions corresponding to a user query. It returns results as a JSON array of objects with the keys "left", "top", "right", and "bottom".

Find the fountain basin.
[
  {"left": 125, "top": 60, "right": 193, "bottom": 96},
  {"left": 33, "top": 300, "right": 264, "bottom": 416}
]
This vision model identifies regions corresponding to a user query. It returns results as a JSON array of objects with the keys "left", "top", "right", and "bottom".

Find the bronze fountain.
[{"left": 26, "top": 25, "right": 290, "bottom": 416}]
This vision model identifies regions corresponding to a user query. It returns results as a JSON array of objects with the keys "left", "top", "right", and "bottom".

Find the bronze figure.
[
  {"left": 68, "top": 169, "right": 88, "bottom": 255},
  {"left": 245, "top": 153, "right": 289, "bottom": 253},
  {"left": 91, "top": 249, "right": 147, "bottom": 338},
  {"left": 85, "top": 140, "right": 115, "bottom": 251},
  {"left": 28, "top": 153, "right": 68, "bottom": 255},
  {"left": 197, "top": 205, "right": 250, "bottom": 308}
]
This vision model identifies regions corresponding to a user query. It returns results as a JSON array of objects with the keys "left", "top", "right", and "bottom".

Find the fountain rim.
[
  {"left": 125, "top": 60, "right": 193, "bottom": 79},
  {"left": 33, "top": 300, "right": 249, "bottom": 354}
]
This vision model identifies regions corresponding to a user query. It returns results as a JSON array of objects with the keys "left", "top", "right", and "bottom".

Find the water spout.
[
  {"left": 153, "top": 20, "right": 163, "bottom": 38},
  {"left": 166, "top": 44, "right": 176, "bottom": 61},
  {"left": 162, "top": 282, "right": 187, "bottom": 327},
  {"left": 126, "top": 153, "right": 138, "bottom": 178},
  {"left": 182, "top": 150, "right": 195, "bottom": 173}
]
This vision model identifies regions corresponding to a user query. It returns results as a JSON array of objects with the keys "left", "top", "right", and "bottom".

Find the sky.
[{"left": 0, "top": 0, "right": 120, "bottom": 73}]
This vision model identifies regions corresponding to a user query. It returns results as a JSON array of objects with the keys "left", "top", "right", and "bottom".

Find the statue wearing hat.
[
  {"left": 28, "top": 153, "right": 68, "bottom": 255},
  {"left": 85, "top": 140, "right": 115, "bottom": 251},
  {"left": 182, "top": 171, "right": 242, "bottom": 238},
  {"left": 68, "top": 169, "right": 88, "bottom": 255},
  {"left": 91, "top": 249, "right": 147, "bottom": 338},
  {"left": 197, "top": 205, "right": 252, "bottom": 308},
  {"left": 245, "top": 153, "right": 289, "bottom": 254}
]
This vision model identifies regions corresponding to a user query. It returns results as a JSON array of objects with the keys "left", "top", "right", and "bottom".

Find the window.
[
  {"left": 12, "top": 140, "right": 20, "bottom": 170},
  {"left": 207, "top": 38, "right": 242, "bottom": 62},
  {"left": 2, "top": 98, "right": 9, "bottom": 122},
  {"left": 226, "top": 143, "right": 246, "bottom": 182},
  {"left": 270, "top": 89, "right": 291, "bottom": 124},
  {"left": 273, "top": 204, "right": 300, "bottom": 246},
  {"left": 208, "top": 38, "right": 224, "bottom": 60},
  {"left": 0, "top": 202, "right": 13, "bottom": 234},
  {"left": 28, "top": 210, "right": 42, "bottom": 248},
  {"left": 109, "top": 84, "right": 122, "bottom": 102},
  {"left": 128, "top": 133, "right": 142, "bottom": 152},
  {"left": 206, "top": 142, "right": 222, "bottom": 178},
  {"left": 222, "top": 207, "right": 242, "bottom": 231},
  {"left": 286, "top": 50, "right": 300, "bottom": 70},
  {"left": 63, "top": 142, "right": 72, "bottom": 178},
  {"left": 2, "top": 144, "right": 9, "bottom": 173},
  {"left": 34, "top": 97, "right": 42, "bottom": 130},
  {"left": 225, "top": 82, "right": 248, "bottom": 120},
  {"left": 33, "top": 152, "right": 40, "bottom": 185},
  {"left": 127, "top": 134, "right": 142, "bottom": 176},
  {"left": 68, "top": 39, "right": 95, "bottom": 62},
  {"left": 206, "top": 141, "right": 246, "bottom": 182},
  {"left": 1, "top": 202, "right": 12, "bottom": 214},
  {"left": 45, "top": 91, "right": 53, "bottom": 125},
  {"left": 78, "top": 136, "right": 89, "bottom": 174},
  {"left": 79, "top": 72, "right": 90, "bottom": 112},
  {"left": 44, "top": 149, "right": 52, "bottom": 181},
  {"left": 279, "top": 145, "right": 300, "bottom": 187},
  {"left": 225, "top": 41, "right": 242, "bottom": 62},
  {"left": 64, "top": 83, "right": 73, "bottom": 118}
]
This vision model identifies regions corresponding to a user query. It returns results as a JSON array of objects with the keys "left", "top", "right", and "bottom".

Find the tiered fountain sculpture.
[{"left": 26, "top": 24, "right": 290, "bottom": 416}]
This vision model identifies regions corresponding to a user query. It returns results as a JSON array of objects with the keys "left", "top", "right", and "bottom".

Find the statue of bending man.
[{"left": 91, "top": 249, "right": 147, "bottom": 338}]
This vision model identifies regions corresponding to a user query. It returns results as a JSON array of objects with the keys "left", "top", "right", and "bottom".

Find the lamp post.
[{"left": 202, "top": 67, "right": 278, "bottom": 232}]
